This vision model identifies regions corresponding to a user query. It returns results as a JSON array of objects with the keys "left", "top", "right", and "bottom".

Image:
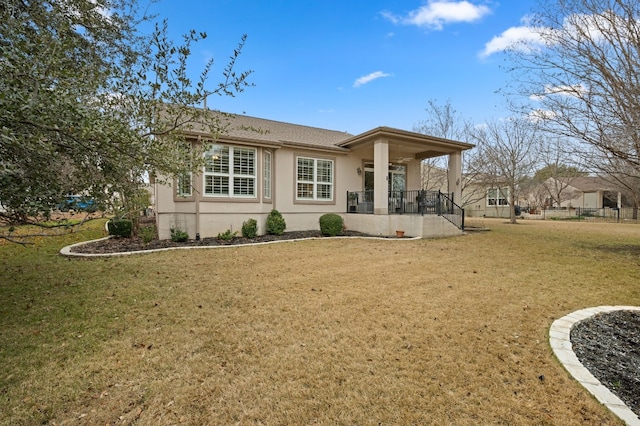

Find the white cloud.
[
  {"left": 480, "top": 24, "right": 545, "bottom": 57},
  {"left": 544, "top": 84, "right": 587, "bottom": 97},
  {"left": 383, "top": 1, "right": 492, "bottom": 31},
  {"left": 529, "top": 84, "right": 588, "bottom": 102},
  {"left": 353, "top": 71, "right": 391, "bottom": 88},
  {"left": 528, "top": 108, "right": 557, "bottom": 122}
]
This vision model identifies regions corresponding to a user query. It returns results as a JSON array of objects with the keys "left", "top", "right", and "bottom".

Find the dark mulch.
[
  {"left": 571, "top": 310, "right": 640, "bottom": 416},
  {"left": 71, "top": 230, "right": 394, "bottom": 254}
]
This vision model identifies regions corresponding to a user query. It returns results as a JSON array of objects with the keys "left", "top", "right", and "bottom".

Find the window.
[
  {"left": 177, "top": 172, "right": 192, "bottom": 197},
  {"left": 487, "top": 187, "right": 508, "bottom": 206},
  {"left": 204, "top": 144, "right": 256, "bottom": 197},
  {"left": 176, "top": 143, "right": 192, "bottom": 197},
  {"left": 264, "top": 151, "right": 272, "bottom": 199},
  {"left": 296, "top": 156, "right": 333, "bottom": 201}
]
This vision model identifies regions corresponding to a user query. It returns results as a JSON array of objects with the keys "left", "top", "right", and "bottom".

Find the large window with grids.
[
  {"left": 296, "top": 156, "right": 334, "bottom": 201},
  {"left": 203, "top": 144, "right": 256, "bottom": 197},
  {"left": 487, "top": 187, "right": 508, "bottom": 206}
]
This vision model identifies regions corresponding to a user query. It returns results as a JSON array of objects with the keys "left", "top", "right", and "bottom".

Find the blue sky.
[{"left": 149, "top": 0, "right": 540, "bottom": 135}]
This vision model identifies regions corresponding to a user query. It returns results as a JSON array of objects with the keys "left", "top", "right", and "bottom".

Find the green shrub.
[
  {"left": 319, "top": 213, "right": 343, "bottom": 236},
  {"left": 242, "top": 218, "right": 258, "bottom": 238},
  {"left": 217, "top": 229, "right": 238, "bottom": 241},
  {"left": 107, "top": 219, "right": 132, "bottom": 237},
  {"left": 266, "top": 209, "right": 286, "bottom": 235},
  {"left": 170, "top": 227, "right": 189, "bottom": 242},
  {"left": 139, "top": 225, "right": 156, "bottom": 244}
]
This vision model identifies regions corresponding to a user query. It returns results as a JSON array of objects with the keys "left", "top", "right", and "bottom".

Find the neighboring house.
[
  {"left": 540, "top": 176, "right": 628, "bottom": 209},
  {"left": 463, "top": 175, "right": 631, "bottom": 219},
  {"left": 154, "top": 112, "right": 474, "bottom": 239},
  {"left": 463, "top": 183, "right": 514, "bottom": 219},
  {"left": 460, "top": 173, "right": 524, "bottom": 219}
]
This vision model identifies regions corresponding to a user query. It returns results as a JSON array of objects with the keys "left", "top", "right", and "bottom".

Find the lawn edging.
[
  {"left": 59, "top": 235, "right": 422, "bottom": 258},
  {"left": 550, "top": 306, "right": 640, "bottom": 426}
]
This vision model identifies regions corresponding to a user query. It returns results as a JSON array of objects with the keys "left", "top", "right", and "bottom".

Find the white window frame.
[
  {"left": 203, "top": 144, "right": 257, "bottom": 198},
  {"left": 263, "top": 151, "right": 272, "bottom": 199},
  {"left": 487, "top": 187, "right": 509, "bottom": 206},
  {"left": 296, "top": 156, "right": 334, "bottom": 201}
]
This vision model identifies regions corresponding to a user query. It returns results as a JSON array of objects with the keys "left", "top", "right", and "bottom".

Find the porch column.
[
  {"left": 448, "top": 151, "right": 462, "bottom": 204},
  {"left": 374, "top": 139, "right": 389, "bottom": 215}
]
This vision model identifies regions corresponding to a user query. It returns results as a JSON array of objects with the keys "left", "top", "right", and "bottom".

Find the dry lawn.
[{"left": 1, "top": 218, "right": 639, "bottom": 425}]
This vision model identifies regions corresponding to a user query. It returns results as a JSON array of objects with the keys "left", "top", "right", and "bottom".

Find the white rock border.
[
  {"left": 59, "top": 235, "right": 422, "bottom": 257},
  {"left": 550, "top": 306, "right": 640, "bottom": 426}
]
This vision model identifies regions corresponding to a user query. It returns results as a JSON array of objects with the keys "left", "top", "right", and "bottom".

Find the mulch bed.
[
  {"left": 571, "top": 310, "right": 640, "bottom": 416},
  {"left": 71, "top": 230, "right": 394, "bottom": 254}
]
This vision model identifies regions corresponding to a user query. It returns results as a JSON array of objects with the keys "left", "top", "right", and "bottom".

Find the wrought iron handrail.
[
  {"left": 346, "top": 189, "right": 465, "bottom": 230},
  {"left": 438, "top": 191, "right": 465, "bottom": 230}
]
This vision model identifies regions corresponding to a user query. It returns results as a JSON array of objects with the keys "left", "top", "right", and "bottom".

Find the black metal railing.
[
  {"left": 346, "top": 190, "right": 465, "bottom": 230},
  {"left": 346, "top": 190, "right": 375, "bottom": 214},
  {"left": 439, "top": 191, "right": 465, "bottom": 230}
]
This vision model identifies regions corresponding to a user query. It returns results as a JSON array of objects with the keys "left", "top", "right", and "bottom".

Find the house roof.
[
  {"left": 185, "top": 111, "right": 353, "bottom": 152},
  {"left": 339, "top": 126, "right": 474, "bottom": 159},
  {"left": 558, "top": 176, "right": 618, "bottom": 192},
  {"left": 184, "top": 109, "right": 473, "bottom": 155}
]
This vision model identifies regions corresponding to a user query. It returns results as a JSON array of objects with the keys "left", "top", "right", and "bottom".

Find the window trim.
[
  {"left": 174, "top": 142, "right": 194, "bottom": 202},
  {"left": 263, "top": 150, "right": 272, "bottom": 201},
  {"left": 295, "top": 155, "right": 335, "bottom": 204},
  {"left": 487, "top": 187, "right": 509, "bottom": 206},
  {"left": 203, "top": 144, "right": 257, "bottom": 199}
]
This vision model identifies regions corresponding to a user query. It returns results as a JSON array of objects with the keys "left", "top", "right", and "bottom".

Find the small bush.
[
  {"left": 107, "top": 219, "right": 132, "bottom": 237},
  {"left": 266, "top": 209, "right": 286, "bottom": 235},
  {"left": 242, "top": 218, "right": 258, "bottom": 238},
  {"left": 319, "top": 213, "right": 343, "bottom": 236},
  {"left": 217, "top": 229, "right": 238, "bottom": 241},
  {"left": 139, "top": 225, "right": 156, "bottom": 244},
  {"left": 170, "top": 227, "right": 189, "bottom": 242}
]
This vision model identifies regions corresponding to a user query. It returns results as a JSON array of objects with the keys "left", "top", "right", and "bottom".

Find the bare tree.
[
  {"left": 413, "top": 99, "right": 485, "bottom": 206},
  {"left": 470, "top": 118, "right": 541, "bottom": 223},
  {"left": 532, "top": 136, "right": 587, "bottom": 208},
  {"left": 506, "top": 0, "right": 640, "bottom": 201}
]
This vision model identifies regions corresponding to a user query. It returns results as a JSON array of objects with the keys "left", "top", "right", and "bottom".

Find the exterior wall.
[
  {"left": 464, "top": 203, "right": 511, "bottom": 218},
  {"left": 344, "top": 214, "right": 462, "bottom": 238},
  {"left": 156, "top": 144, "right": 363, "bottom": 239}
]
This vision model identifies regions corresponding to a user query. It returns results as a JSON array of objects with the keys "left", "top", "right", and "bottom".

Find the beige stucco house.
[
  {"left": 539, "top": 177, "right": 626, "bottom": 210},
  {"left": 153, "top": 112, "right": 474, "bottom": 239}
]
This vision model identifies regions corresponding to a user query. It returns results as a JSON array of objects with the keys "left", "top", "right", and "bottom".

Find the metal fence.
[
  {"left": 346, "top": 190, "right": 465, "bottom": 229},
  {"left": 537, "top": 207, "right": 640, "bottom": 223}
]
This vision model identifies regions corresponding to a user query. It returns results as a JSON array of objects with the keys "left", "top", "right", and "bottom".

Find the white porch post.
[
  {"left": 448, "top": 151, "right": 462, "bottom": 203},
  {"left": 374, "top": 139, "right": 389, "bottom": 215}
]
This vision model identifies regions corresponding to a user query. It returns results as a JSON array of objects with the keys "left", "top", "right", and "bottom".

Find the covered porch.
[{"left": 338, "top": 127, "right": 473, "bottom": 235}]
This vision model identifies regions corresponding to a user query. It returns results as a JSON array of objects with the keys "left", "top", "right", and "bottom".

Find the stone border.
[
  {"left": 59, "top": 235, "right": 422, "bottom": 257},
  {"left": 550, "top": 306, "right": 640, "bottom": 425}
]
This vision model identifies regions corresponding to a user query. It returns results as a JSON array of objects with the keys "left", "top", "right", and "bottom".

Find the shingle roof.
[
  {"left": 188, "top": 111, "right": 354, "bottom": 151},
  {"left": 183, "top": 109, "right": 473, "bottom": 154},
  {"left": 558, "top": 176, "right": 616, "bottom": 192}
]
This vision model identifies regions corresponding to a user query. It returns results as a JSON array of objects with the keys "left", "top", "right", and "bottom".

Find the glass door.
[{"left": 364, "top": 163, "right": 374, "bottom": 202}]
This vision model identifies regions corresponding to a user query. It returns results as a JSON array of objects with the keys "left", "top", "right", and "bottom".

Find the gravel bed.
[{"left": 571, "top": 310, "right": 640, "bottom": 416}]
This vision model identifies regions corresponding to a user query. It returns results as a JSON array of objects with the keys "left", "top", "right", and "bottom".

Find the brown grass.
[{"left": 1, "top": 218, "right": 639, "bottom": 425}]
